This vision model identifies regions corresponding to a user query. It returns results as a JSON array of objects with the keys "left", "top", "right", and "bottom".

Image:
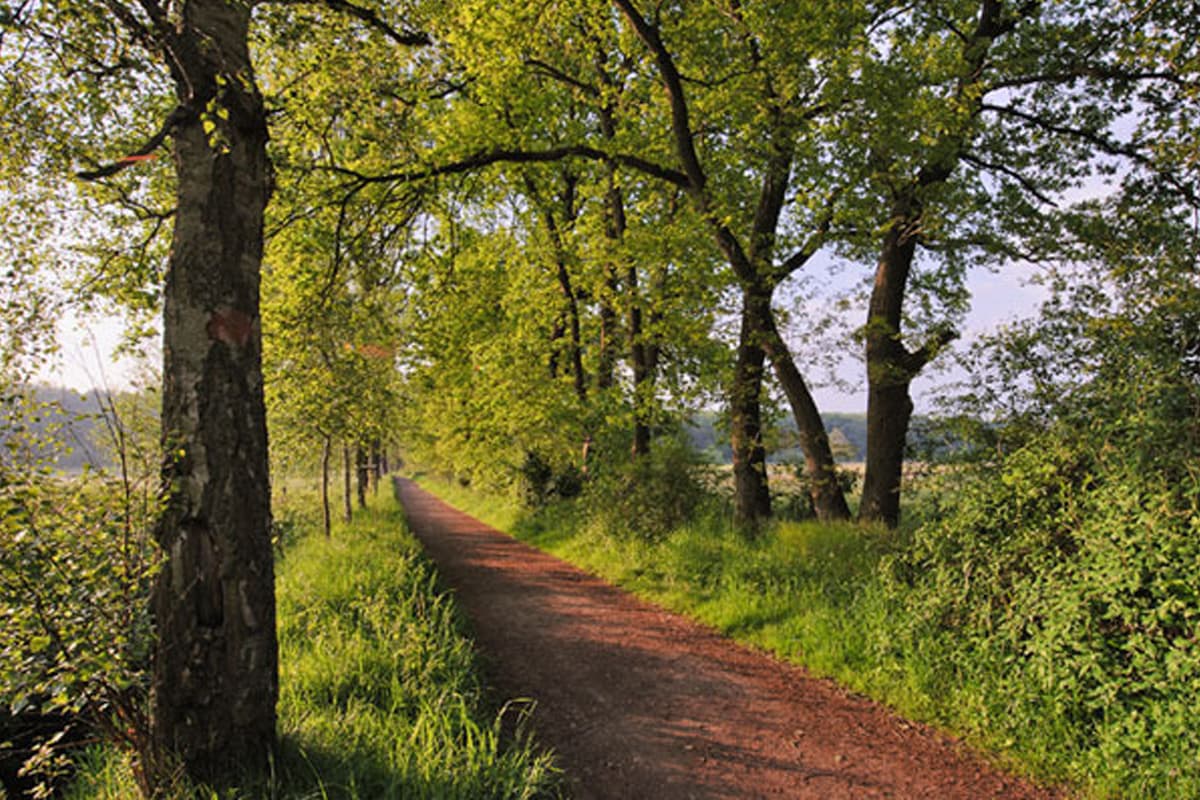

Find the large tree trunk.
[
  {"left": 150, "top": 0, "right": 276, "bottom": 786},
  {"left": 730, "top": 285, "right": 772, "bottom": 528},
  {"left": 861, "top": 380, "right": 914, "bottom": 527},
  {"left": 759, "top": 299, "right": 851, "bottom": 521},
  {"left": 859, "top": 213, "right": 923, "bottom": 528}
]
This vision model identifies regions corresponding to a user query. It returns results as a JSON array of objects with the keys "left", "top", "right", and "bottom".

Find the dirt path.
[{"left": 395, "top": 478, "right": 1065, "bottom": 800}]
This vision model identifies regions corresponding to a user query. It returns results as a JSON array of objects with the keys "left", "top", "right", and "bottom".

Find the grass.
[{"left": 64, "top": 486, "right": 560, "bottom": 799}]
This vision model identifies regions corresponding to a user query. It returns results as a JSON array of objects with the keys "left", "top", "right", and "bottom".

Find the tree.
[
  {"left": 3, "top": 0, "right": 423, "bottom": 789},
  {"left": 3, "top": 0, "right": 276, "bottom": 784},
  {"left": 99, "top": 1, "right": 278, "bottom": 785},
  {"left": 843, "top": 0, "right": 1199, "bottom": 525},
  {"left": 402, "top": 0, "right": 866, "bottom": 524}
]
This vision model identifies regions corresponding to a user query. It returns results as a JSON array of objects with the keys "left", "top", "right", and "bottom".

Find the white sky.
[{"left": 38, "top": 307, "right": 147, "bottom": 394}]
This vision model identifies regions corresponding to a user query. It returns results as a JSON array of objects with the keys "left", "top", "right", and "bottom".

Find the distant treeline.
[
  {"left": 686, "top": 411, "right": 961, "bottom": 465},
  {"left": 687, "top": 411, "right": 870, "bottom": 464}
]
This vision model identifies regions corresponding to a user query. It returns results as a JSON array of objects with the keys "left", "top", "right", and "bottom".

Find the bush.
[
  {"left": 886, "top": 429, "right": 1200, "bottom": 795},
  {"left": 773, "top": 463, "right": 859, "bottom": 521},
  {"left": 0, "top": 474, "right": 158, "bottom": 797},
  {"left": 517, "top": 451, "right": 583, "bottom": 508},
  {"left": 1, "top": 388, "right": 160, "bottom": 797},
  {"left": 578, "top": 437, "right": 711, "bottom": 542}
]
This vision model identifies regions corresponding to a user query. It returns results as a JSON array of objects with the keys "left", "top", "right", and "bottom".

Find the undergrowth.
[{"left": 65, "top": 489, "right": 559, "bottom": 799}]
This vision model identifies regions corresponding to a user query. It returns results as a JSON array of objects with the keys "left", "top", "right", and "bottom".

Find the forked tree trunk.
[
  {"left": 859, "top": 1, "right": 1004, "bottom": 527},
  {"left": 859, "top": 209, "right": 953, "bottom": 527},
  {"left": 149, "top": 0, "right": 276, "bottom": 787}
]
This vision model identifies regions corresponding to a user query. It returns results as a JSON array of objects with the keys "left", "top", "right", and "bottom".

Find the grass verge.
[{"left": 65, "top": 487, "right": 560, "bottom": 799}]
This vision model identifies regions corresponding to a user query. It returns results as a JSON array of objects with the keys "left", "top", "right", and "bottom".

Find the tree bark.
[
  {"left": 595, "top": 273, "right": 619, "bottom": 392},
  {"left": 627, "top": 263, "right": 654, "bottom": 458},
  {"left": 529, "top": 172, "right": 587, "bottom": 402},
  {"left": 356, "top": 445, "right": 368, "bottom": 509},
  {"left": 149, "top": 0, "right": 276, "bottom": 786},
  {"left": 370, "top": 437, "right": 382, "bottom": 492},
  {"left": 730, "top": 285, "right": 772, "bottom": 529},
  {"left": 860, "top": 209, "right": 946, "bottom": 528}
]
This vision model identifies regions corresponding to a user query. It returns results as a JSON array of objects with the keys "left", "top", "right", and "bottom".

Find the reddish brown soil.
[{"left": 396, "top": 479, "right": 1067, "bottom": 800}]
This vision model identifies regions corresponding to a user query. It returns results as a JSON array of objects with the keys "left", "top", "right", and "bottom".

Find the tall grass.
[{"left": 65, "top": 488, "right": 559, "bottom": 799}]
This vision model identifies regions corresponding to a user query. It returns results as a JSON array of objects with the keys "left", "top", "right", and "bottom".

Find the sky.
[{"left": 39, "top": 307, "right": 150, "bottom": 395}]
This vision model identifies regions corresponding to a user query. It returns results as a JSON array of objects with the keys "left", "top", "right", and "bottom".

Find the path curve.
[{"left": 396, "top": 478, "right": 1064, "bottom": 800}]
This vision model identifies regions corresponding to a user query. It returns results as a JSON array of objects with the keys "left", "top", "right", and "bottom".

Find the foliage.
[
  {"left": 885, "top": 433, "right": 1200, "bottom": 796},
  {"left": 516, "top": 451, "right": 583, "bottom": 510},
  {"left": 884, "top": 193, "right": 1200, "bottom": 795},
  {"left": 773, "top": 464, "right": 859, "bottom": 522},
  {"left": 0, "top": 386, "right": 160, "bottom": 797},
  {"left": 575, "top": 435, "right": 711, "bottom": 542}
]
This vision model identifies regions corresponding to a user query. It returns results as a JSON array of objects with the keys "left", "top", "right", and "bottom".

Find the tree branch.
[
  {"left": 961, "top": 152, "right": 1059, "bottom": 206},
  {"left": 328, "top": 145, "right": 688, "bottom": 190},
  {"left": 76, "top": 105, "right": 192, "bottom": 181},
  {"left": 773, "top": 190, "right": 840, "bottom": 281},
  {"left": 611, "top": 0, "right": 706, "bottom": 191},
  {"left": 980, "top": 101, "right": 1199, "bottom": 205},
  {"left": 903, "top": 325, "right": 959, "bottom": 375},
  {"left": 275, "top": 0, "right": 431, "bottom": 46},
  {"left": 525, "top": 58, "right": 599, "bottom": 97},
  {"left": 986, "top": 66, "right": 1186, "bottom": 93}
]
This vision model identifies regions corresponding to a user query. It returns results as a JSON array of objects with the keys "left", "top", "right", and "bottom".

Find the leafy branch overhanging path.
[{"left": 395, "top": 479, "right": 1064, "bottom": 799}]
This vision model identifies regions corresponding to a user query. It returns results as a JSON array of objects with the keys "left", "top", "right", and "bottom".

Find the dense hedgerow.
[{"left": 885, "top": 430, "right": 1200, "bottom": 797}]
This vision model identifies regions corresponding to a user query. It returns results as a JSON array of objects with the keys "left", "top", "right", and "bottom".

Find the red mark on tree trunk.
[{"left": 207, "top": 308, "right": 254, "bottom": 348}]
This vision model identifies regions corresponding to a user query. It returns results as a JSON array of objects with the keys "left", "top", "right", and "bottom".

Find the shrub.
[
  {"left": 886, "top": 428, "right": 1200, "bottom": 794},
  {"left": 578, "top": 436, "right": 711, "bottom": 542},
  {"left": 1, "top": 389, "right": 159, "bottom": 797}
]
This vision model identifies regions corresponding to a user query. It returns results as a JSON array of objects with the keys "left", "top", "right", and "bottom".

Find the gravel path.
[{"left": 396, "top": 478, "right": 1065, "bottom": 800}]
